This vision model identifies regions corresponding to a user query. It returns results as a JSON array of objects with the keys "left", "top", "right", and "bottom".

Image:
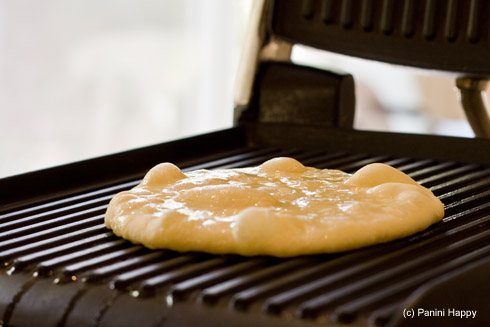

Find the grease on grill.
[{"left": 104, "top": 157, "right": 444, "bottom": 257}]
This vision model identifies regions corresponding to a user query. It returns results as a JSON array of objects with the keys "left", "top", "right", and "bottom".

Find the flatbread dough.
[{"left": 105, "top": 157, "right": 444, "bottom": 257}]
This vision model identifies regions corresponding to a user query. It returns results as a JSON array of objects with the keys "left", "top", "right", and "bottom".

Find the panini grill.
[{"left": 2, "top": 1, "right": 490, "bottom": 326}]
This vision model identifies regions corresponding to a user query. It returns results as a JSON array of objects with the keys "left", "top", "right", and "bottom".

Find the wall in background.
[{"left": 0, "top": 0, "right": 252, "bottom": 177}]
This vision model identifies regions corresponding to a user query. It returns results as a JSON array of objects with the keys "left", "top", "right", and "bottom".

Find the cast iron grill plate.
[{"left": 2, "top": 146, "right": 490, "bottom": 327}]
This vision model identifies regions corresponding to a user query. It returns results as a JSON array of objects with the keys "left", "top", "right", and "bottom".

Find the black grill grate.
[{"left": 2, "top": 147, "right": 490, "bottom": 326}]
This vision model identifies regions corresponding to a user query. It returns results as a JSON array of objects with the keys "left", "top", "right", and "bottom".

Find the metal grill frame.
[{"left": 2, "top": 125, "right": 490, "bottom": 327}]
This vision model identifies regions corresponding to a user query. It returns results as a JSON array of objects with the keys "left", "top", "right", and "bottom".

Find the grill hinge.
[
  {"left": 235, "top": 61, "right": 355, "bottom": 128},
  {"left": 233, "top": 0, "right": 355, "bottom": 128}
]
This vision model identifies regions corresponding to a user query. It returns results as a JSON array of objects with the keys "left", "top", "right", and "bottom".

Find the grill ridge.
[
  {"left": 169, "top": 257, "right": 268, "bottom": 301},
  {"left": 199, "top": 257, "right": 313, "bottom": 306},
  {"left": 0, "top": 205, "right": 108, "bottom": 241},
  {"left": 12, "top": 232, "right": 114, "bottom": 271},
  {"left": 0, "top": 215, "right": 105, "bottom": 252},
  {"left": 333, "top": 244, "right": 490, "bottom": 324},
  {"left": 0, "top": 224, "right": 107, "bottom": 265},
  {"left": 296, "top": 228, "right": 490, "bottom": 319},
  {"left": 110, "top": 253, "right": 203, "bottom": 291},
  {"left": 82, "top": 251, "right": 168, "bottom": 283},
  {"left": 37, "top": 239, "right": 129, "bottom": 278}
]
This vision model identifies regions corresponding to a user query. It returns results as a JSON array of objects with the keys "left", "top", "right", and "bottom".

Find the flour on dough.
[{"left": 104, "top": 157, "right": 444, "bottom": 257}]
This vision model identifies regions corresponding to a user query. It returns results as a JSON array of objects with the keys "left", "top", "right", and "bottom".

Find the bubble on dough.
[
  {"left": 260, "top": 157, "right": 307, "bottom": 174},
  {"left": 141, "top": 163, "right": 187, "bottom": 187},
  {"left": 346, "top": 163, "right": 420, "bottom": 187}
]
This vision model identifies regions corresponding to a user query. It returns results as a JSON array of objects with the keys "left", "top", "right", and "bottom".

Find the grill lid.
[{"left": 271, "top": 0, "right": 490, "bottom": 75}]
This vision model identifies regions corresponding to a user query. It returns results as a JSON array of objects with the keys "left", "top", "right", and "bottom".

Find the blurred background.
[{"left": 0, "top": 0, "right": 481, "bottom": 178}]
